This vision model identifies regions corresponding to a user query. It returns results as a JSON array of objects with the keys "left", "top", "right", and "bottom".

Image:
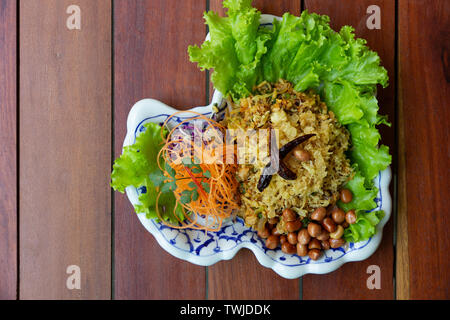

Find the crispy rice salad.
[{"left": 223, "top": 80, "right": 354, "bottom": 234}]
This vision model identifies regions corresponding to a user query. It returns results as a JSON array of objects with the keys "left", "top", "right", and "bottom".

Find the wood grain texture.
[
  {"left": 398, "top": 0, "right": 449, "bottom": 300},
  {"left": 0, "top": 0, "right": 17, "bottom": 300},
  {"left": 207, "top": 0, "right": 302, "bottom": 300},
  {"left": 19, "top": 0, "right": 111, "bottom": 299},
  {"left": 114, "top": 0, "right": 207, "bottom": 299},
  {"left": 210, "top": 0, "right": 301, "bottom": 17},
  {"left": 302, "top": 0, "right": 395, "bottom": 300},
  {"left": 396, "top": 80, "right": 410, "bottom": 300}
]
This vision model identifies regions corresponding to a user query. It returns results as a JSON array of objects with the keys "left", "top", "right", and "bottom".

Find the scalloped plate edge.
[{"left": 122, "top": 96, "right": 392, "bottom": 279}]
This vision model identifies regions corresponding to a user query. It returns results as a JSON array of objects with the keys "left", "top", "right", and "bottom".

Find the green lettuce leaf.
[
  {"left": 188, "top": 11, "right": 239, "bottom": 97},
  {"left": 348, "top": 122, "right": 392, "bottom": 183},
  {"left": 344, "top": 210, "right": 385, "bottom": 243},
  {"left": 111, "top": 123, "right": 182, "bottom": 223},
  {"left": 350, "top": 141, "right": 391, "bottom": 184},
  {"left": 224, "top": 0, "right": 261, "bottom": 65},
  {"left": 321, "top": 80, "right": 365, "bottom": 124},
  {"left": 338, "top": 167, "right": 387, "bottom": 242},
  {"left": 338, "top": 170, "right": 385, "bottom": 242},
  {"left": 262, "top": 13, "right": 312, "bottom": 83},
  {"left": 188, "top": 0, "right": 271, "bottom": 100},
  {"left": 338, "top": 170, "right": 378, "bottom": 212}
]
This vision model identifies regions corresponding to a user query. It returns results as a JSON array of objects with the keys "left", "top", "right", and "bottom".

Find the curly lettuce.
[
  {"left": 338, "top": 171, "right": 385, "bottom": 242},
  {"left": 188, "top": 1, "right": 391, "bottom": 242},
  {"left": 111, "top": 123, "right": 183, "bottom": 223},
  {"left": 188, "top": 0, "right": 271, "bottom": 100}
]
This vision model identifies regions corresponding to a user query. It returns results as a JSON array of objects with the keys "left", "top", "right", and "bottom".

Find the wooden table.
[{"left": 0, "top": 0, "right": 448, "bottom": 300}]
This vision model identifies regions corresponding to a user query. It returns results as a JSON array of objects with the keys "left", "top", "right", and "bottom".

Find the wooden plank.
[
  {"left": 302, "top": 0, "right": 395, "bottom": 299},
  {"left": 398, "top": 0, "right": 449, "bottom": 300},
  {"left": 210, "top": 0, "right": 300, "bottom": 17},
  {"left": 20, "top": 0, "right": 111, "bottom": 299},
  {"left": 0, "top": 0, "right": 17, "bottom": 300},
  {"left": 207, "top": 0, "right": 302, "bottom": 300},
  {"left": 114, "top": 0, "right": 207, "bottom": 299},
  {"left": 396, "top": 80, "right": 410, "bottom": 300}
]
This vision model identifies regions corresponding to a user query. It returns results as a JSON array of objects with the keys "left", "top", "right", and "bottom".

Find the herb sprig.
[{"left": 152, "top": 157, "right": 212, "bottom": 205}]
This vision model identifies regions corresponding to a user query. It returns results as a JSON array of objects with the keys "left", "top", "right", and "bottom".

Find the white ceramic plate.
[{"left": 121, "top": 14, "right": 392, "bottom": 279}]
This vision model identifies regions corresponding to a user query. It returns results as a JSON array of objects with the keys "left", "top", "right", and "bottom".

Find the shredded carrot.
[{"left": 155, "top": 111, "right": 240, "bottom": 232}]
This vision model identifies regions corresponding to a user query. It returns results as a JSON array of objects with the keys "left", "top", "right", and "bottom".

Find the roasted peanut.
[
  {"left": 329, "top": 238, "right": 346, "bottom": 249},
  {"left": 296, "top": 243, "right": 308, "bottom": 257},
  {"left": 297, "top": 228, "right": 311, "bottom": 245},
  {"left": 321, "top": 240, "right": 331, "bottom": 250},
  {"left": 322, "top": 217, "right": 337, "bottom": 233},
  {"left": 308, "top": 238, "right": 321, "bottom": 250},
  {"left": 293, "top": 148, "right": 311, "bottom": 162},
  {"left": 308, "top": 249, "right": 321, "bottom": 260},
  {"left": 345, "top": 210, "right": 357, "bottom": 224},
  {"left": 281, "top": 242, "right": 297, "bottom": 254},
  {"left": 311, "top": 207, "right": 327, "bottom": 221},
  {"left": 282, "top": 208, "right": 297, "bottom": 222},
  {"left": 287, "top": 232, "right": 298, "bottom": 245},
  {"left": 307, "top": 222, "right": 322, "bottom": 238},
  {"left": 316, "top": 230, "right": 330, "bottom": 241},
  {"left": 286, "top": 219, "right": 302, "bottom": 233},
  {"left": 265, "top": 235, "right": 279, "bottom": 250},
  {"left": 340, "top": 189, "right": 353, "bottom": 203},
  {"left": 331, "top": 208, "right": 346, "bottom": 224},
  {"left": 268, "top": 216, "right": 279, "bottom": 225},
  {"left": 257, "top": 226, "right": 270, "bottom": 239}
]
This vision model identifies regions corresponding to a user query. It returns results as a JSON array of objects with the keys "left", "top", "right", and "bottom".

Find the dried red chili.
[{"left": 257, "top": 134, "right": 315, "bottom": 192}]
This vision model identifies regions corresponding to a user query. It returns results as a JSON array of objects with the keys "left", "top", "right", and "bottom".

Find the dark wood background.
[{"left": 0, "top": 0, "right": 448, "bottom": 300}]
